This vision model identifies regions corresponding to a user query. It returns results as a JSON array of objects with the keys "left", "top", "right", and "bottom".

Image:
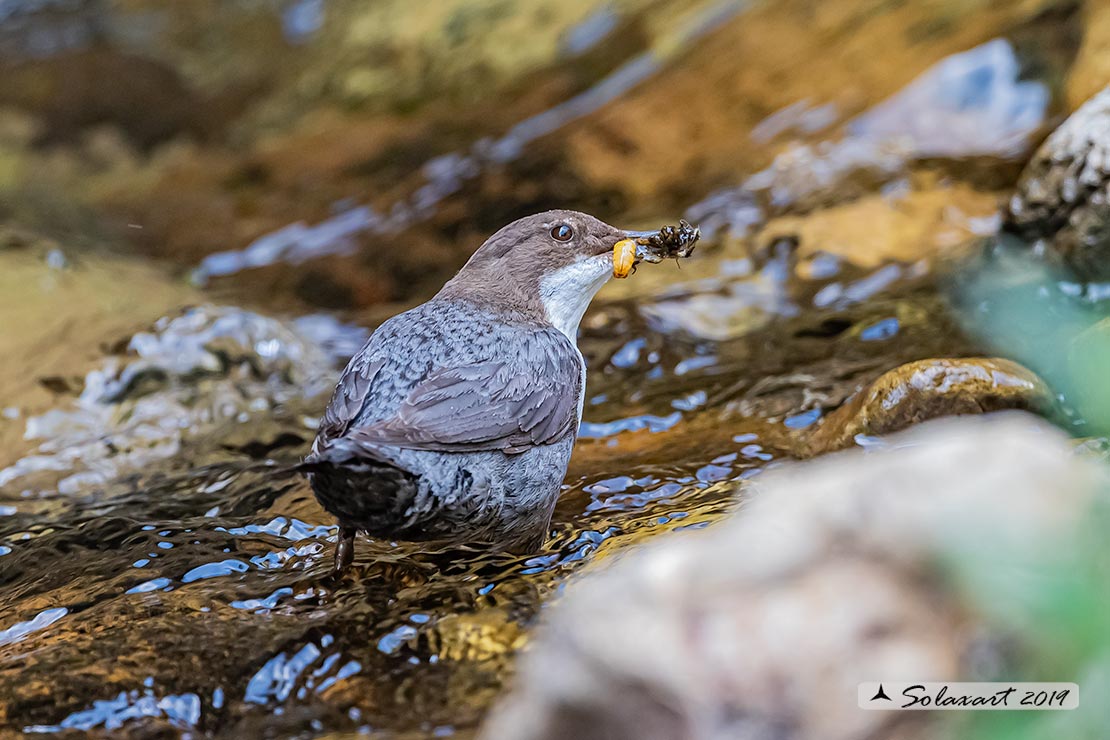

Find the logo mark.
[{"left": 870, "top": 684, "right": 892, "bottom": 702}]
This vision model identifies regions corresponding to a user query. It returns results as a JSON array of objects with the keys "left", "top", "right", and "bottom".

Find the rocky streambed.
[{"left": 2, "top": 1, "right": 1110, "bottom": 738}]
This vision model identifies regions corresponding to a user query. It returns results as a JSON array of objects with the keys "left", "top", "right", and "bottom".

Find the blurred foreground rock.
[
  {"left": 482, "top": 413, "right": 1108, "bottom": 740},
  {"left": 1006, "top": 86, "right": 1110, "bottom": 280}
]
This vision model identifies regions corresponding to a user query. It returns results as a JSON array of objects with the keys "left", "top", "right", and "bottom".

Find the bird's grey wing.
[
  {"left": 355, "top": 328, "right": 582, "bottom": 454},
  {"left": 313, "top": 354, "right": 384, "bottom": 452}
]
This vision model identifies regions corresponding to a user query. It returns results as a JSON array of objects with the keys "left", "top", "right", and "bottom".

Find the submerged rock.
[
  {"left": 803, "top": 357, "right": 1051, "bottom": 455},
  {"left": 1005, "top": 86, "right": 1110, "bottom": 280},
  {"left": 482, "top": 414, "right": 1108, "bottom": 740}
]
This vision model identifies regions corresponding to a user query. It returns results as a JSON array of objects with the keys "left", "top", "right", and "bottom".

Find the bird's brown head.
[{"left": 439, "top": 210, "right": 639, "bottom": 339}]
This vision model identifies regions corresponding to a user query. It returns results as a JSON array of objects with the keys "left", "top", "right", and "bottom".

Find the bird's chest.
[{"left": 573, "top": 348, "right": 587, "bottom": 427}]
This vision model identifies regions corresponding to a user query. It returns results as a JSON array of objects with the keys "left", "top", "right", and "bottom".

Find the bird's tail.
[
  {"left": 296, "top": 433, "right": 402, "bottom": 474},
  {"left": 300, "top": 436, "right": 423, "bottom": 536}
]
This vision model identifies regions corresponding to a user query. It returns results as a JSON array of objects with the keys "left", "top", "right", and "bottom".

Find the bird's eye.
[{"left": 550, "top": 224, "right": 573, "bottom": 242}]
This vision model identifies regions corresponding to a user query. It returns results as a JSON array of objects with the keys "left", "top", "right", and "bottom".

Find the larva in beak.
[{"left": 612, "top": 238, "right": 638, "bottom": 279}]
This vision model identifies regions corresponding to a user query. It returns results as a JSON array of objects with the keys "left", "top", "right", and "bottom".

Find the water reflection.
[
  {"left": 192, "top": 0, "right": 750, "bottom": 284},
  {"left": 25, "top": 686, "right": 203, "bottom": 735},
  {"left": 0, "top": 606, "right": 67, "bottom": 647}
]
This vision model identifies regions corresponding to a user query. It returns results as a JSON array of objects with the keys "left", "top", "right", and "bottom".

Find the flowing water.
[{"left": 0, "top": 0, "right": 1090, "bottom": 736}]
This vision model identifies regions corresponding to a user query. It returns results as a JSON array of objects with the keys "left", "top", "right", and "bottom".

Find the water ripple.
[{"left": 0, "top": 606, "right": 68, "bottom": 647}]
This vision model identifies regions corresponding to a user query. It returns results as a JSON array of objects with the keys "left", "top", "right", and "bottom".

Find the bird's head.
[{"left": 440, "top": 209, "right": 651, "bottom": 339}]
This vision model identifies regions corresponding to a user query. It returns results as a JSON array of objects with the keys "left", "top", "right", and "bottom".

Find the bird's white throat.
[{"left": 538, "top": 254, "right": 612, "bottom": 343}]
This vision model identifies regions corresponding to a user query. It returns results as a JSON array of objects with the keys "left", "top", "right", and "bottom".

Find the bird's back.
[{"left": 317, "top": 299, "right": 548, "bottom": 444}]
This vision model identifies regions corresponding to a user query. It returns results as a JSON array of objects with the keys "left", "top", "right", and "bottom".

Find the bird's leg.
[
  {"left": 333, "top": 524, "right": 357, "bottom": 576},
  {"left": 505, "top": 517, "right": 552, "bottom": 556}
]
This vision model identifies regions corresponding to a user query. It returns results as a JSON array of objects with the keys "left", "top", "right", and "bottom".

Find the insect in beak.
[{"left": 612, "top": 238, "right": 638, "bottom": 279}]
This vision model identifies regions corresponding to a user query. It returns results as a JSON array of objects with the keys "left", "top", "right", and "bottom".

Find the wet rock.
[
  {"left": 758, "top": 179, "right": 1001, "bottom": 269},
  {"left": 1005, "top": 86, "right": 1110, "bottom": 279},
  {"left": 0, "top": 305, "right": 365, "bottom": 497},
  {"left": 686, "top": 37, "right": 1044, "bottom": 246},
  {"left": 569, "top": 1, "right": 1056, "bottom": 208},
  {"left": 0, "top": 244, "right": 201, "bottom": 467},
  {"left": 482, "top": 414, "right": 1107, "bottom": 740},
  {"left": 803, "top": 357, "right": 1051, "bottom": 455}
]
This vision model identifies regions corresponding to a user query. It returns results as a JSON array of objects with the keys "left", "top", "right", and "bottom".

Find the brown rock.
[
  {"left": 760, "top": 180, "right": 1002, "bottom": 269},
  {"left": 804, "top": 357, "right": 1051, "bottom": 455}
]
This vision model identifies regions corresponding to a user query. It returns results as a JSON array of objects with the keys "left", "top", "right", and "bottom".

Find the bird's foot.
[{"left": 332, "top": 524, "right": 357, "bottom": 577}]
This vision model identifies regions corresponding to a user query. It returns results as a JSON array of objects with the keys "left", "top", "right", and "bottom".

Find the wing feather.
[
  {"left": 312, "top": 300, "right": 584, "bottom": 457},
  {"left": 359, "top": 330, "right": 582, "bottom": 453},
  {"left": 313, "top": 356, "right": 384, "bottom": 452}
]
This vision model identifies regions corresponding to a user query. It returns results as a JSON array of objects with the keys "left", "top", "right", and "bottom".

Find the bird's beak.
[
  {"left": 611, "top": 222, "right": 699, "bottom": 278},
  {"left": 611, "top": 230, "right": 654, "bottom": 279}
]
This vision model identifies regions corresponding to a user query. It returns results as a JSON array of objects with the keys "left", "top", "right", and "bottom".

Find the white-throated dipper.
[{"left": 304, "top": 210, "right": 698, "bottom": 573}]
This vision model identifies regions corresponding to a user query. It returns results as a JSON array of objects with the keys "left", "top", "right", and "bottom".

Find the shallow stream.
[{"left": 0, "top": 0, "right": 1092, "bottom": 736}]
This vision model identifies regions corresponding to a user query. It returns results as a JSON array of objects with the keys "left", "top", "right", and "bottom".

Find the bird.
[{"left": 303, "top": 209, "right": 682, "bottom": 574}]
